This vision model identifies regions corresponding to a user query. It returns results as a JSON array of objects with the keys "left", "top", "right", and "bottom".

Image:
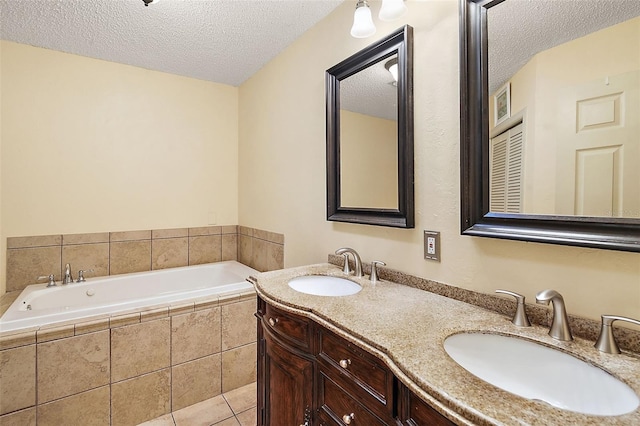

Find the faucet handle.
[
  {"left": 495, "top": 290, "right": 531, "bottom": 327},
  {"left": 76, "top": 269, "right": 94, "bottom": 283},
  {"left": 370, "top": 261, "right": 386, "bottom": 283},
  {"left": 595, "top": 315, "right": 640, "bottom": 354},
  {"left": 37, "top": 274, "right": 57, "bottom": 287}
]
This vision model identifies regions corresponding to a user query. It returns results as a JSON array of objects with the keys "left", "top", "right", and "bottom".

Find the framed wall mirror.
[
  {"left": 326, "top": 25, "right": 414, "bottom": 228},
  {"left": 460, "top": 0, "right": 640, "bottom": 252}
]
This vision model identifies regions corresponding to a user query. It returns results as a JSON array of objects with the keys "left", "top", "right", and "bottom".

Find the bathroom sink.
[
  {"left": 288, "top": 275, "right": 362, "bottom": 297},
  {"left": 444, "top": 333, "right": 639, "bottom": 416}
]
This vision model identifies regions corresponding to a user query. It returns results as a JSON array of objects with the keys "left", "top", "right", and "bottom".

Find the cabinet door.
[
  {"left": 262, "top": 330, "right": 314, "bottom": 426},
  {"left": 399, "top": 385, "right": 455, "bottom": 426}
]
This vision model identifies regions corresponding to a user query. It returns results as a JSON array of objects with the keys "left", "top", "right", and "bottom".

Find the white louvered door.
[{"left": 490, "top": 123, "right": 524, "bottom": 213}]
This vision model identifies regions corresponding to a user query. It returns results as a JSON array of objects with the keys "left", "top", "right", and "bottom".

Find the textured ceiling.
[
  {"left": 341, "top": 53, "right": 398, "bottom": 121},
  {"left": 488, "top": 0, "right": 640, "bottom": 94},
  {"left": 0, "top": 0, "right": 343, "bottom": 87}
]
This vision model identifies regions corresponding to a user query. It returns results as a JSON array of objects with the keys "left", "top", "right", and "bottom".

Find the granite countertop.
[{"left": 251, "top": 263, "right": 640, "bottom": 426}]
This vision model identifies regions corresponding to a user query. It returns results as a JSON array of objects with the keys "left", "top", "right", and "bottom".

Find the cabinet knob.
[
  {"left": 268, "top": 317, "right": 279, "bottom": 327},
  {"left": 339, "top": 358, "right": 351, "bottom": 369},
  {"left": 342, "top": 413, "right": 355, "bottom": 424}
]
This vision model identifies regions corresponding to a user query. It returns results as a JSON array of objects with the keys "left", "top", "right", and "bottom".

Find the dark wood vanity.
[{"left": 256, "top": 296, "right": 455, "bottom": 426}]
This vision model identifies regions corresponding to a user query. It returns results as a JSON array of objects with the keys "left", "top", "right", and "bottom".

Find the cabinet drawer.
[
  {"left": 404, "top": 390, "right": 455, "bottom": 426},
  {"left": 319, "top": 328, "right": 394, "bottom": 410},
  {"left": 263, "top": 303, "right": 312, "bottom": 351},
  {"left": 319, "top": 371, "right": 387, "bottom": 426}
]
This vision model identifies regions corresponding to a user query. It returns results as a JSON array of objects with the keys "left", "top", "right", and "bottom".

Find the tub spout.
[{"left": 62, "top": 263, "right": 73, "bottom": 285}]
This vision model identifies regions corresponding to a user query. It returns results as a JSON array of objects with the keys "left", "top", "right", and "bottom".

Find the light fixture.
[
  {"left": 350, "top": 0, "right": 376, "bottom": 39},
  {"left": 350, "top": 0, "right": 407, "bottom": 38},
  {"left": 142, "top": 0, "right": 160, "bottom": 6},
  {"left": 385, "top": 58, "right": 398, "bottom": 82},
  {"left": 379, "top": 0, "right": 407, "bottom": 21}
]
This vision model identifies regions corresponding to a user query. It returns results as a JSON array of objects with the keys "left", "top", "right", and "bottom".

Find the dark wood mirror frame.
[
  {"left": 460, "top": 0, "right": 640, "bottom": 252},
  {"left": 326, "top": 25, "right": 414, "bottom": 228}
]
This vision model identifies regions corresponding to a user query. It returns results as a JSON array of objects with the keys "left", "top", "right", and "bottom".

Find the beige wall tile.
[
  {"left": 110, "top": 230, "right": 151, "bottom": 242},
  {"left": 6, "top": 246, "right": 61, "bottom": 292},
  {"left": 110, "top": 240, "right": 151, "bottom": 275},
  {"left": 109, "top": 312, "right": 141, "bottom": 328},
  {"left": 189, "top": 226, "right": 222, "bottom": 237},
  {"left": 253, "top": 229, "right": 284, "bottom": 245},
  {"left": 189, "top": 235, "right": 222, "bottom": 265},
  {"left": 0, "top": 330, "right": 36, "bottom": 351},
  {"left": 0, "top": 345, "right": 36, "bottom": 415},
  {"left": 238, "top": 226, "right": 253, "bottom": 237},
  {"left": 169, "top": 303, "right": 194, "bottom": 316},
  {"left": 152, "top": 238, "right": 188, "bottom": 270},
  {"left": 111, "top": 369, "right": 171, "bottom": 426},
  {"left": 0, "top": 407, "right": 36, "bottom": 426},
  {"left": 221, "top": 343, "right": 257, "bottom": 393},
  {"left": 74, "top": 318, "right": 110, "bottom": 336},
  {"left": 152, "top": 228, "right": 188, "bottom": 239},
  {"left": 171, "top": 354, "right": 221, "bottom": 411},
  {"left": 62, "top": 243, "right": 109, "bottom": 278},
  {"left": 238, "top": 235, "right": 252, "bottom": 268},
  {"left": 111, "top": 318, "right": 171, "bottom": 382},
  {"left": 172, "top": 307, "right": 221, "bottom": 365},
  {"left": 6, "top": 235, "right": 61, "bottom": 249},
  {"left": 141, "top": 307, "right": 169, "bottom": 322},
  {"left": 252, "top": 239, "right": 283, "bottom": 272},
  {"left": 37, "top": 386, "right": 110, "bottom": 426},
  {"left": 222, "top": 234, "right": 238, "bottom": 261},
  {"left": 62, "top": 232, "right": 109, "bottom": 245},
  {"left": 222, "top": 300, "right": 257, "bottom": 351},
  {"left": 36, "top": 324, "right": 75, "bottom": 343},
  {"left": 221, "top": 225, "right": 238, "bottom": 235},
  {"left": 37, "top": 331, "right": 110, "bottom": 403},
  {"left": 0, "top": 291, "right": 20, "bottom": 318}
]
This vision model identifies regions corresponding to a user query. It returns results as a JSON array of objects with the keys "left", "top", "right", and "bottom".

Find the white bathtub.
[{"left": 0, "top": 261, "right": 258, "bottom": 333}]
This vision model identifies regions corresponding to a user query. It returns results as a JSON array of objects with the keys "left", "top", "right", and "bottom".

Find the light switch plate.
[{"left": 424, "top": 231, "right": 441, "bottom": 261}]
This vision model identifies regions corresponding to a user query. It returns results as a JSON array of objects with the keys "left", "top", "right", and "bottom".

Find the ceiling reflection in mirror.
[
  {"left": 486, "top": 0, "right": 640, "bottom": 218},
  {"left": 340, "top": 54, "right": 399, "bottom": 209}
]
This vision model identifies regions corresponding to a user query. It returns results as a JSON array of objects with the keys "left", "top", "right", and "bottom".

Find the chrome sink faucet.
[
  {"left": 62, "top": 263, "right": 74, "bottom": 285},
  {"left": 335, "top": 247, "right": 363, "bottom": 278},
  {"left": 536, "top": 289, "right": 573, "bottom": 341}
]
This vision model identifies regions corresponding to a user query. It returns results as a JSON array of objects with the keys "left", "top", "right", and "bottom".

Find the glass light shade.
[
  {"left": 350, "top": 3, "right": 376, "bottom": 38},
  {"left": 379, "top": 0, "right": 407, "bottom": 21},
  {"left": 388, "top": 63, "right": 398, "bottom": 82}
]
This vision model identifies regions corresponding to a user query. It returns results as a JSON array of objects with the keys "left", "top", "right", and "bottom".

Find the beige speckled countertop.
[{"left": 251, "top": 263, "right": 640, "bottom": 426}]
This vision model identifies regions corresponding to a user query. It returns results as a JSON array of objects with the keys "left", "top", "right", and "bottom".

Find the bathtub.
[{"left": 0, "top": 260, "right": 258, "bottom": 333}]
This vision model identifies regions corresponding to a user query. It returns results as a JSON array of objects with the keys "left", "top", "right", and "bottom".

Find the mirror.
[
  {"left": 326, "top": 25, "right": 414, "bottom": 228},
  {"left": 460, "top": 0, "right": 640, "bottom": 251}
]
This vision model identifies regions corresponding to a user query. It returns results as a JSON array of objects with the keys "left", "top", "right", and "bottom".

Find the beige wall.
[
  {"left": 239, "top": 1, "right": 640, "bottom": 322},
  {"left": 0, "top": 41, "right": 239, "bottom": 294},
  {"left": 340, "top": 109, "right": 397, "bottom": 208}
]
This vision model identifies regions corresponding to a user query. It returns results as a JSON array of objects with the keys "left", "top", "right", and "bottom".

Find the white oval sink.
[
  {"left": 288, "top": 275, "right": 362, "bottom": 297},
  {"left": 444, "top": 333, "right": 639, "bottom": 416}
]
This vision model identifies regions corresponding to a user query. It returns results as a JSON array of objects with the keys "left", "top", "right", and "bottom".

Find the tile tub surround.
[
  {"left": 251, "top": 263, "right": 640, "bottom": 426},
  {"left": 0, "top": 292, "right": 258, "bottom": 426},
  {"left": 5, "top": 225, "right": 284, "bottom": 293}
]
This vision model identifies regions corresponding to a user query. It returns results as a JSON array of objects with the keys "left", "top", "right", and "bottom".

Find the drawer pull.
[
  {"left": 268, "top": 317, "right": 279, "bottom": 327},
  {"left": 339, "top": 358, "right": 352, "bottom": 369},
  {"left": 342, "top": 413, "right": 355, "bottom": 424}
]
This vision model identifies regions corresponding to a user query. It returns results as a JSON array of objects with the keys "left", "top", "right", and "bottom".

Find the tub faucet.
[
  {"left": 536, "top": 289, "right": 573, "bottom": 341},
  {"left": 62, "top": 263, "right": 74, "bottom": 285},
  {"left": 335, "top": 247, "right": 363, "bottom": 278}
]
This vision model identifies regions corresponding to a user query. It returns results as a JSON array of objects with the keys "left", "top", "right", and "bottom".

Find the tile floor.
[{"left": 138, "top": 382, "right": 256, "bottom": 426}]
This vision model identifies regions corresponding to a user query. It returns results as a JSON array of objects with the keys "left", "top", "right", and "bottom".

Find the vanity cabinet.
[{"left": 257, "top": 297, "right": 455, "bottom": 426}]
